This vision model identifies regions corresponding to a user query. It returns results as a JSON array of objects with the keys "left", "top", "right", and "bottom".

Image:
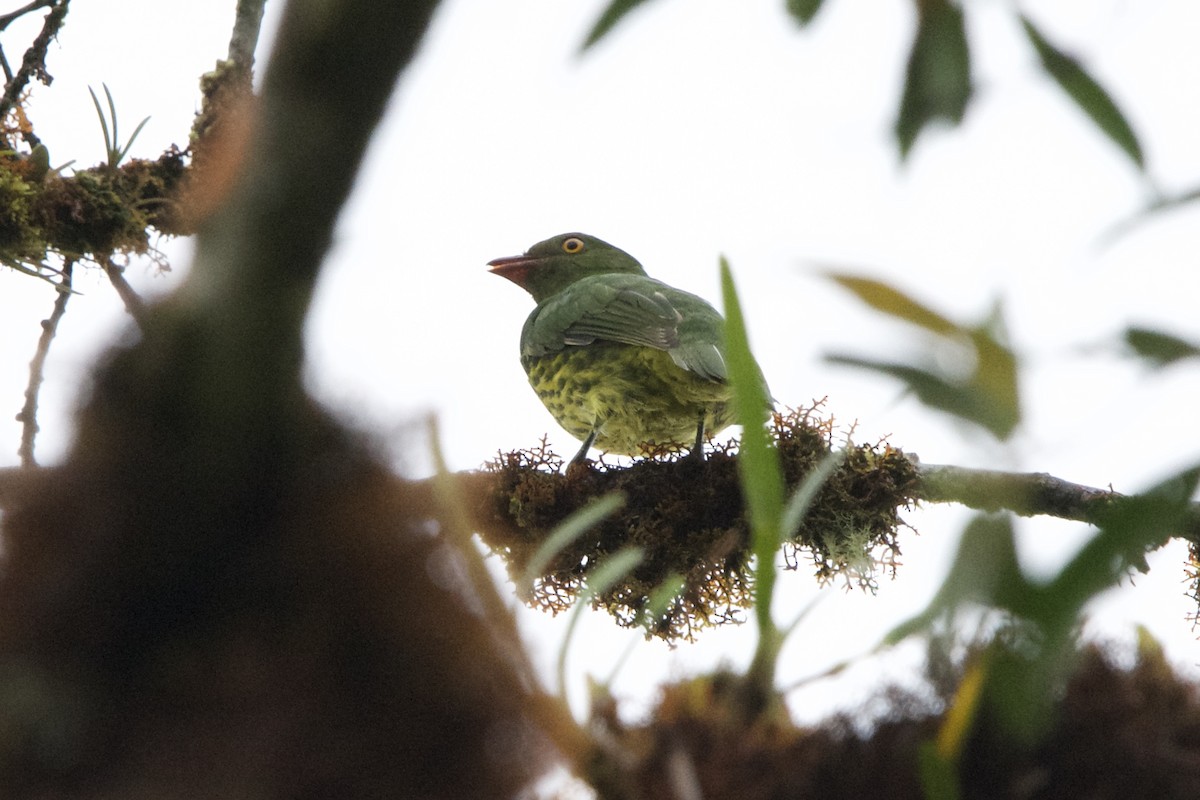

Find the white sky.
[{"left": 1, "top": 0, "right": 1199, "bottom": 726}]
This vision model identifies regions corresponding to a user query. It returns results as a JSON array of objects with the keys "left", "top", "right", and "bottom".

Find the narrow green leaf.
[
  {"left": 967, "top": 326, "right": 1020, "bottom": 439},
  {"left": 88, "top": 86, "right": 113, "bottom": 159},
  {"left": 1101, "top": 186, "right": 1200, "bottom": 245},
  {"left": 1020, "top": 15, "right": 1144, "bottom": 170},
  {"left": 556, "top": 545, "right": 645, "bottom": 697},
  {"left": 1124, "top": 327, "right": 1200, "bottom": 367},
  {"left": 825, "top": 354, "right": 1019, "bottom": 439},
  {"left": 781, "top": 449, "right": 845, "bottom": 542},
  {"left": 895, "top": 0, "right": 972, "bottom": 159},
  {"left": 720, "top": 258, "right": 785, "bottom": 605},
  {"left": 786, "top": 0, "right": 826, "bottom": 27},
  {"left": 602, "top": 573, "right": 687, "bottom": 688},
  {"left": 827, "top": 273, "right": 961, "bottom": 336},
  {"left": 519, "top": 492, "right": 625, "bottom": 600},
  {"left": 1050, "top": 465, "right": 1200, "bottom": 618},
  {"left": 103, "top": 84, "right": 120, "bottom": 152},
  {"left": 918, "top": 741, "right": 962, "bottom": 800},
  {"left": 721, "top": 257, "right": 787, "bottom": 695},
  {"left": 116, "top": 116, "right": 151, "bottom": 164},
  {"left": 885, "top": 514, "right": 1023, "bottom": 644},
  {"left": 582, "top": 0, "right": 655, "bottom": 51},
  {"left": 641, "top": 573, "right": 687, "bottom": 629}
]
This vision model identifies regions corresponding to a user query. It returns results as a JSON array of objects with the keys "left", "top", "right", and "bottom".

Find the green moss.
[
  {"left": 0, "top": 145, "right": 189, "bottom": 273},
  {"left": 0, "top": 158, "right": 36, "bottom": 256}
]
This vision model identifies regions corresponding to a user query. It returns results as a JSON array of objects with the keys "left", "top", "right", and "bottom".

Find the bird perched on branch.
[{"left": 488, "top": 232, "right": 768, "bottom": 466}]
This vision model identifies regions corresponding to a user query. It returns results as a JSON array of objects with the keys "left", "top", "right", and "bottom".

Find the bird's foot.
[{"left": 565, "top": 455, "right": 594, "bottom": 479}]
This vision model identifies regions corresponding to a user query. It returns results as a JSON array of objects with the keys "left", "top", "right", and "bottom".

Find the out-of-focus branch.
[
  {"left": 102, "top": 258, "right": 146, "bottom": 328},
  {"left": 915, "top": 462, "right": 1200, "bottom": 544},
  {"left": 14, "top": 259, "right": 72, "bottom": 466},
  {"left": 227, "top": 0, "right": 265, "bottom": 73},
  {"left": 176, "top": 0, "right": 443, "bottom": 398}
]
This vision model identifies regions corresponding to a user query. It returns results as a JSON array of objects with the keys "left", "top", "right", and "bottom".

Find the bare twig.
[
  {"left": 0, "top": 0, "right": 67, "bottom": 136},
  {"left": 103, "top": 258, "right": 147, "bottom": 328},
  {"left": 15, "top": 258, "right": 73, "bottom": 466}
]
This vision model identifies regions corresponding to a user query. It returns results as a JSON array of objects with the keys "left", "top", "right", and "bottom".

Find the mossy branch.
[
  {"left": 389, "top": 407, "right": 1198, "bottom": 642},
  {"left": 0, "top": 0, "right": 67, "bottom": 139},
  {"left": 913, "top": 462, "right": 1200, "bottom": 545}
]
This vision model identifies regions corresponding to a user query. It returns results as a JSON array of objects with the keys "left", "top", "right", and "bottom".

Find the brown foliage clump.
[
  {"left": 476, "top": 404, "right": 920, "bottom": 641},
  {"left": 587, "top": 641, "right": 1200, "bottom": 799},
  {"left": 0, "top": 365, "right": 568, "bottom": 798}
]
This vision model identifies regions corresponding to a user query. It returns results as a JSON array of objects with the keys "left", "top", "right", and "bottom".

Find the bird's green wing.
[{"left": 521, "top": 274, "right": 728, "bottom": 382}]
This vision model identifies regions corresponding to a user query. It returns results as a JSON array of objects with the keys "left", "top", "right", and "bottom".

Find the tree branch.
[
  {"left": 102, "top": 258, "right": 146, "bottom": 328},
  {"left": 0, "top": 0, "right": 56, "bottom": 31},
  {"left": 14, "top": 259, "right": 73, "bottom": 466},
  {"left": 0, "top": 0, "right": 67, "bottom": 142},
  {"left": 914, "top": 461, "right": 1200, "bottom": 544},
  {"left": 227, "top": 0, "right": 266, "bottom": 73}
]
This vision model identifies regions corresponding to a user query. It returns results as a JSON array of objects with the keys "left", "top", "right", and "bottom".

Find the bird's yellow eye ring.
[{"left": 562, "top": 237, "right": 585, "bottom": 254}]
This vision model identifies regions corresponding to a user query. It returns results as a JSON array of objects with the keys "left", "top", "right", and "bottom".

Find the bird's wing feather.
[
  {"left": 562, "top": 288, "right": 681, "bottom": 349},
  {"left": 522, "top": 275, "right": 728, "bottom": 382}
]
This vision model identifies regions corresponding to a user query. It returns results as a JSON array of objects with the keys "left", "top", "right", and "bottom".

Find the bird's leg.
[
  {"left": 569, "top": 428, "right": 598, "bottom": 468},
  {"left": 688, "top": 417, "right": 707, "bottom": 462}
]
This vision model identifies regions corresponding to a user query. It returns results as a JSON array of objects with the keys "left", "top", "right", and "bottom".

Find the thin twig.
[
  {"left": 0, "top": 0, "right": 67, "bottom": 138},
  {"left": 16, "top": 258, "right": 73, "bottom": 467},
  {"left": 103, "top": 258, "right": 147, "bottom": 328}
]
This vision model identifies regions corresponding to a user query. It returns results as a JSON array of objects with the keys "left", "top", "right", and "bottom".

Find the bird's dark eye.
[{"left": 562, "top": 237, "right": 585, "bottom": 254}]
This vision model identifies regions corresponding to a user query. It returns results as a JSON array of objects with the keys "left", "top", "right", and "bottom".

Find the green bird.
[{"left": 488, "top": 232, "right": 766, "bottom": 465}]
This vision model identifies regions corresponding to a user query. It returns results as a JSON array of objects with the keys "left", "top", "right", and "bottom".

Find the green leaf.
[
  {"left": 519, "top": 492, "right": 625, "bottom": 600},
  {"left": 1052, "top": 465, "right": 1200, "bottom": 617},
  {"left": 918, "top": 741, "right": 962, "bottom": 800},
  {"left": 556, "top": 545, "right": 645, "bottom": 697},
  {"left": 885, "top": 514, "right": 1024, "bottom": 645},
  {"left": 1124, "top": 326, "right": 1200, "bottom": 367},
  {"left": 1020, "top": 15, "right": 1144, "bottom": 170},
  {"left": 966, "top": 326, "right": 1020, "bottom": 439},
  {"left": 721, "top": 257, "right": 786, "bottom": 693},
  {"left": 826, "top": 276, "right": 1020, "bottom": 439},
  {"left": 1100, "top": 186, "right": 1200, "bottom": 244},
  {"left": 826, "top": 273, "right": 960, "bottom": 336},
  {"left": 582, "top": 0, "right": 655, "bottom": 51},
  {"left": 895, "top": 0, "right": 972, "bottom": 159},
  {"left": 781, "top": 449, "right": 844, "bottom": 542},
  {"left": 720, "top": 258, "right": 785, "bottom": 590},
  {"left": 825, "top": 354, "right": 1019, "bottom": 439},
  {"left": 786, "top": 0, "right": 826, "bottom": 27}
]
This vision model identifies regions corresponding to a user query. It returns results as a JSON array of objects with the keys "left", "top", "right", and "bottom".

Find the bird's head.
[{"left": 488, "top": 232, "right": 647, "bottom": 303}]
